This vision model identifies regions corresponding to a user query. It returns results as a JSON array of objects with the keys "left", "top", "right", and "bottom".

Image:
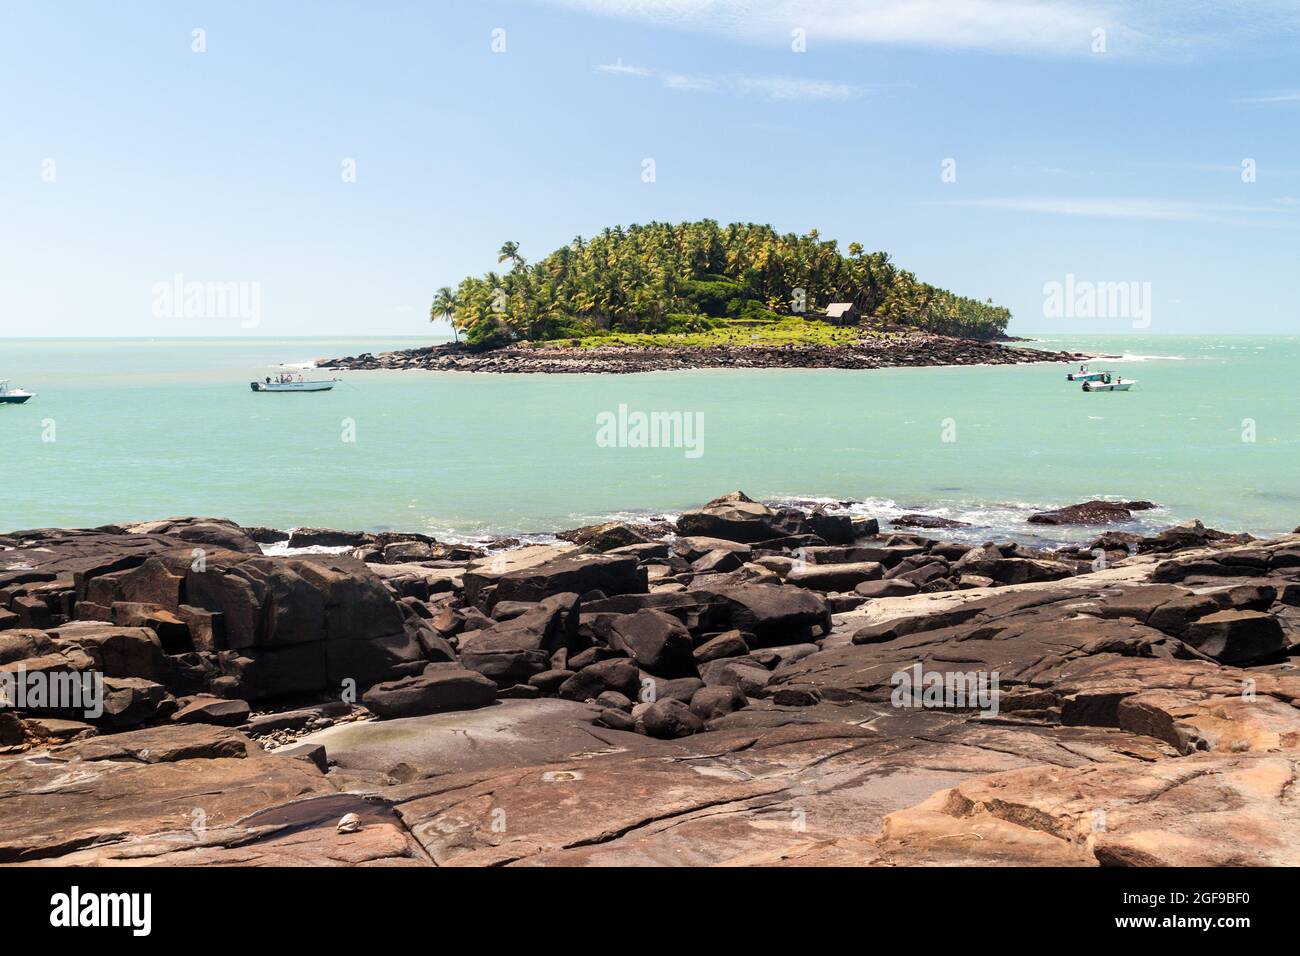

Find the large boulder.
[
  {"left": 471, "top": 553, "right": 645, "bottom": 609},
  {"left": 123, "top": 518, "right": 263, "bottom": 555},
  {"left": 785, "top": 561, "right": 883, "bottom": 592},
  {"left": 362, "top": 665, "right": 498, "bottom": 718},
  {"left": 604, "top": 610, "right": 695, "bottom": 677},
  {"left": 640, "top": 698, "right": 704, "bottom": 739},
  {"left": 1027, "top": 500, "right": 1155, "bottom": 525},
  {"left": 557, "top": 522, "right": 659, "bottom": 552},
  {"left": 676, "top": 492, "right": 808, "bottom": 544},
  {"left": 1181, "top": 610, "right": 1287, "bottom": 665},
  {"left": 46, "top": 624, "right": 169, "bottom": 682},
  {"left": 459, "top": 594, "right": 578, "bottom": 687},
  {"left": 689, "top": 584, "right": 830, "bottom": 647},
  {"left": 558, "top": 659, "right": 641, "bottom": 702}
]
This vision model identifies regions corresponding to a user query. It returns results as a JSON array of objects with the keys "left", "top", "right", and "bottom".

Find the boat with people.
[
  {"left": 1066, "top": 364, "right": 1109, "bottom": 382},
  {"left": 250, "top": 372, "right": 341, "bottom": 393},
  {"left": 0, "top": 381, "right": 36, "bottom": 405},
  {"left": 1082, "top": 375, "right": 1136, "bottom": 392}
]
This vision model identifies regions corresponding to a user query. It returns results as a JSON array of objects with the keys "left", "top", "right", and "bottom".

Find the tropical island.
[{"left": 319, "top": 220, "right": 1088, "bottom": 372}]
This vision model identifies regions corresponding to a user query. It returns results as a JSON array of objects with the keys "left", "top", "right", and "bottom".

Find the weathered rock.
[
  {"left": 557, "top": 522, "right": 657, "bottom": 552},
  {"left": 124, "top": 518, "right": 264, "bottom": 555},
  {"left": 1181, "top": 610, "right": 1287, "bottom": 665},
  {"left": 640, "top": 698, "right": 705, "bottom": 738},
  {"left": 690, "top": 584, "right": 830, "bottom": 647},
  {"left": 605, "top": 610, "right": 694, "bottom": 676},
  {"left": 690, "top": 684, "right": 747, "bottom": 721},
  {"left": 558, "top": 659, "right": 641, "bottom": 702},
  {"left": 854, "top": 578, "right": 919, "bottom": 599},
  {"left": 676, "top": 493, "right": 808, "bottom": 544},
  {"left": 1028, "top": 500, "right": 1155, "bottom": 525},
  {"left": 693, "top": 630, "right": 750, "bottom": 663},
  {"left": 891, "top": 514, "right": 970, "bottom": 529},
  {"left": 459, "top": 594, "right": 577, "bottom": 687},
  {"left": 361, "top": 666, "right": 498, "bottom": 718},
  {"left": 481, "top": 553, "right": 645, "bottom": 608},
  {"left": 171, "top": 695, "right": 252, "bottom": 726},
  {"left": 785, "top": 561, "right": 883, "bottom": 592}
]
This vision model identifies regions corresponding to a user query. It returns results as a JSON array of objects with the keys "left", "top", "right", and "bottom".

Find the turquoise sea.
[{"left": 2, "top": 335, "right": 1297, "bottom": 546}]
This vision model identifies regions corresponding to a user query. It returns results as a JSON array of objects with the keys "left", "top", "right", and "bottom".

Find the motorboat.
[
  {"left": 1082, "top": 377, "right": 1136, "bottom": 392},
  {"left": 250, "top": 375, "right": 341, "bottom": 393},
  {"left": 1066, "top": 365, "right": 1109, "bottom": 382},
  {"left": 0, "top": 381, "right": 35, "bottom": 405}
]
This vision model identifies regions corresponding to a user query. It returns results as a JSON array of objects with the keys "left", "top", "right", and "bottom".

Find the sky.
[{"left": 1, "top": 0, "right": 1297, "bottom": 338}]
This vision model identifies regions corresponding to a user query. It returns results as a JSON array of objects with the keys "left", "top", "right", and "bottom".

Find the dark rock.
[
  {"left": 594, "top": 707, "right": 636, "bottom": 732},
  {"left": 689, "top": 684, "right": 746, "bottom": 721},
  {"left": 527, "top": 669, "right": 575, "bottom": 694},
  {"left": 361, "top": 667, "right": 498, "bottom": 718},
  {"left": 170, "top": 695, "right": 251, "bottom": 726},
  {"left": 854, "top": 578, "right": 919, "bottom": 599},
  {"left": 1028, "top": 500, "right": 1154, "bottom": 526},
  {"left": 481, "top": 554, "right": 645, "bottom": 608},
  {"left": 459, "top": 594, "right": 577, "bottom": 687},
  {"left": 605, "top": 610, "right": 695, "bottom": 676},
  {"left": 640, "top": 698, "right": 704, "bottom": 739},
  {"left": 693, "top": 630, "right": 750, "bottom": 664},
  {"left": 556, "top": 522, "right": 657, "bottom": 552},
  {"left": 558, "top": 659, "right": 641, "bottom": 702},
  {"left": 785, "top": 561, "right": 883, "bottom": 592},
  {"left": 690, "top": 584, "right": 830, "bottom": 647},
  {"left": 698, "top": 658, "right": 771, "bottom": 696},
  {"left": 596, "top": 691, "right": 633, "bottom": 711},
  {"left": 891, "top": 514, "right": 970, "bottom": 529},
  {"left": 286, "top": 528, "right": 372, "bottom": 549},
  {"left": 653, "top": 676, "right": 705, "bottom": 704},
  {"left": 675, "top": 492, "right": 808, "bottom": 544},
  {"left": 692, "top": 549, "right": 744, "bottom": 574},
  {"left": 1181, "top": 610, "right": 1287, "bottom": 665}
]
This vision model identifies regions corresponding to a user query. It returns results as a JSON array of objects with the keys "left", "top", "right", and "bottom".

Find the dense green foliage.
[{"left": 431, "top": 221, "right": 1010, "bottom": 348}]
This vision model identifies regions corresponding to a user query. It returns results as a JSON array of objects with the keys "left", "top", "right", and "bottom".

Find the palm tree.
[
  {"left": 498, "top": 241, "right": 526, "bottom": 271},
  {"left": 430, "top": 287, "right": 460, "bottom": 342}
]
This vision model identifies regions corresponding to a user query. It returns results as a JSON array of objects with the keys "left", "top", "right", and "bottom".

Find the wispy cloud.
[
  {"left": 596, "top": 59, "right": 866, "bottom": 100},
  {"left": 543, "top": 0, "right": 1300, "bottom": 59},
  {"left": 934, "top": 196, "right": 1298, "bottom": 227},
  {"left": 1237, "top": 90, "right": 1300, "bottom": 104}
]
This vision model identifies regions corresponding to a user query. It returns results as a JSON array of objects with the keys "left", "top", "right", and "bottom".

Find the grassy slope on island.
[{"left": 431, "top": 220, "right": 1011, "bottom": 350}]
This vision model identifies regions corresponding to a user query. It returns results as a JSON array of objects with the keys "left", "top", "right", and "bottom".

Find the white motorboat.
[
  {"left": 1082, "top": 377, "right": 1136, "bottom": 392},
  {"left": 1066, "top": 366, "right": 1109, "bottom": 382},
  {"left": 250, "top": 375, "right": 340, "bottom": 393},
  {"left": 0, "top": 381, "right": 35, "bottom": 405}
]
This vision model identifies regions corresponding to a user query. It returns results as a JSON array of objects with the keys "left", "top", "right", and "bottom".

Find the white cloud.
[
  {"left": 596, "top": 60, "right": 866, "bottom": 100},
  {"left": 1238, "top": 90, "right": 1300, "bottom": 104},
  {"left": 542, "top": 0, "right": 1300, "bottom": 59},
  {"left": 935, "top": 196, "right": 1298, "bottom": 226}
]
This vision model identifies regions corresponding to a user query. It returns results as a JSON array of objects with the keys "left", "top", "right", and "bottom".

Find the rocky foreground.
[
  {"left": 317, "top": 333, "right": 1090, "bottom": 374},
  {"left": 2, "top": 495, "right": 1298, "bottom": 866}
]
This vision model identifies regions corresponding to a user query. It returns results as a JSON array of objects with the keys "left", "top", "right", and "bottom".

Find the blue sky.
[{"left": 1, "top": 0, "right": 1297, "bottom": 338}]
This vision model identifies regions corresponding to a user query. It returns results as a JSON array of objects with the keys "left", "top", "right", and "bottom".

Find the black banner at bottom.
[{"left": 2, "top": 865, "right": 1278, "bottom": 942}]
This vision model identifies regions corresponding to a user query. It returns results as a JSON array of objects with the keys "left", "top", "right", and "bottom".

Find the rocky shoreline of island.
[
  {"left": 3, "top": 493, "right": 1298, "bottom": 866},
  {"left": 315, "top": 332, "right": 1092, "bottom": 374}
]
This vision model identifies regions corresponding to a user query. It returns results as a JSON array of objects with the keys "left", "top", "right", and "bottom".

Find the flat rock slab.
[
  {"left": 302, "top": 698, "right": 665, "bottom": 776},
  {"left": 0, "top": 744, "right": 335, "bottom": 864},
  {"left": 389, "top": 718, "right": 1171, "bottom": 867},
  {"left": 33, "top": 791, "right": 425, "bottom": 867}
]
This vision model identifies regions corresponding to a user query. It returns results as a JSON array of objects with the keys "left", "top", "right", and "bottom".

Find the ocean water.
[{"left": 2, "top": 335, "right": 1298, "bottom": 546}]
